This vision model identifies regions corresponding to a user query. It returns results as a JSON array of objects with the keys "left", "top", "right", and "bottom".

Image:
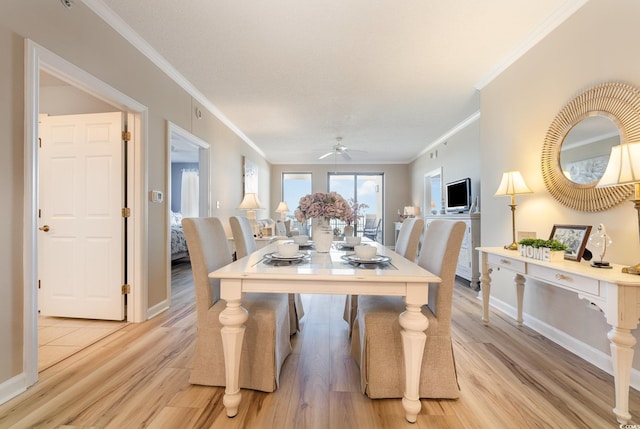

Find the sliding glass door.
[{"left": 328, "top": 173, "right": 384, "bottom": 241}]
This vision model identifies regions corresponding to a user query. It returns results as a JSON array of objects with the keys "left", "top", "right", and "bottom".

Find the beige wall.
[
  {"left": 409, "top": 119, "right": 481, "bottom": 214},
  {"left": 270, "top": 163, "right": 411, "bottom": 246},
  {"left": 480, "top": 0, "right": 640, "bottom": 370},
  {"left": 0, "top": 0, "right": 268, "bottom": 387}
]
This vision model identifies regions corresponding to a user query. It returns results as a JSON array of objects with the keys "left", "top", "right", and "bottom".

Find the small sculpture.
[{"left": 588, "top": 223, "right": 612, "bottom": 269}]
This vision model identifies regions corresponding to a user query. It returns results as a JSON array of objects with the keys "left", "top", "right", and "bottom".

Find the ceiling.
[{"left": 88, "top": 0, "right": 586, "bottom": 165}]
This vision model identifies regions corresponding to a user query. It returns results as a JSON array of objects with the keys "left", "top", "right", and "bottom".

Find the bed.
[{"left": 171, "top": 212, "right": 189, "bottom": 261}]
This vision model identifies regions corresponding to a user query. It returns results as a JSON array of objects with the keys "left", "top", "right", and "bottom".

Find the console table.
[{"left": 478, "top": 247, "right": 640, "bottom": 424}]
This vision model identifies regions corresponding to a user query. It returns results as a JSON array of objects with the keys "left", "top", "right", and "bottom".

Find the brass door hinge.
[
  {"left": 122, "top": 131, "right": 131, "bottom": 141},
  {"left": 122, "top": 207, "right": 131, "bottom": 218},
  {"left": 122, "top": 284, "right": 131, "bottom": 294}
]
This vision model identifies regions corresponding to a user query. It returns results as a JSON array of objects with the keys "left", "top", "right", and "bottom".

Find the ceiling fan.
[{"left": 318, "top": 137, "right": 366, "bottom": 161}]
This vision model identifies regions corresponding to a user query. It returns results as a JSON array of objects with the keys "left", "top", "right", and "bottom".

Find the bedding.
[{"left": 171, "top": 212, "right": 189, "bottom": 261}]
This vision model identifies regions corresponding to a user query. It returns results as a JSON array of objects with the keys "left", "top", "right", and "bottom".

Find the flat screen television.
[{"left": 445, "top": 178, "right": 471, "bottom": 213}]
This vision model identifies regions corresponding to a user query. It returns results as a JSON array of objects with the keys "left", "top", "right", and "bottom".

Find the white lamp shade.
[
  {"left": 275, "top": 201, "right": 290, "bottom": 212},
  {"left": 238, "top": 192, "right": 262, "bottom": 210},
  {"left": 597, "top": 143, "right": 640, "bottom": 187},
  {"left": 495, "top": 171, "right": 532, "bottom": 196}
]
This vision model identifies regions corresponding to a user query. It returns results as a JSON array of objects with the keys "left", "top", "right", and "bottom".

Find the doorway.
[{"left": 24, "top": 40, "right": 148, "bottom": 387}]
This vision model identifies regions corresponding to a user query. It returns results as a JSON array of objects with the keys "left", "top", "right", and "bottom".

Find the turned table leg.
[{"left": 399, "top": 302, "right": 429, "bottom": 423}]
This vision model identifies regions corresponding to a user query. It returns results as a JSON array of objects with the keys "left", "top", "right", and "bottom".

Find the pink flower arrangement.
[{"left": 294, "top": 192, "right": 353, "bottom": 223}]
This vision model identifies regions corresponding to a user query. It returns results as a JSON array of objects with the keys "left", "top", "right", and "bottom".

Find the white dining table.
[{"left": 209, "top": 239, "right": 440, "bottom": 423}]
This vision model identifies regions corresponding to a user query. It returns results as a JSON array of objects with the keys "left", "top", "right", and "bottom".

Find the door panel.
[{"left": 39, "top": 112, "right": 125, "bottom": 320}]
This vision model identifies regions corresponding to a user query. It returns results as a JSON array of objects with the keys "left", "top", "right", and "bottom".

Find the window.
[
  {"left": 282, "top": 172, "right": 312, "bottom": 234},
  {"left": 328, "top": 173, "right": 384, "bottom": 241}
]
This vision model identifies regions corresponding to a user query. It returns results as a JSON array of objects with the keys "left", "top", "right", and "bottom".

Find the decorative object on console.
[
  {"left": 549, "top": 224, "right": 592, "bottom": 262},
  {"left": 517, "top": 238, "right": 567, "bottom": 262},
  {"left": 238, "top": 192, "right": 262, "bottom": 236},
  {"left": 275, "top": 201, "right": 290, "bottom": 221},
  {"left": 597, "top": 142, "right": 640, "bottom": 274},
  {"left": 588, "top": 223, "right": 613, "bottom": 268},
  {"left": 495, "top": 171, "right": 532, "bottom": 250}
]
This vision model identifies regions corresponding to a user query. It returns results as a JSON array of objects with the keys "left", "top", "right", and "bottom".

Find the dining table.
[{"left": 209, "top": 238, "right": 441, "bottom": 423}]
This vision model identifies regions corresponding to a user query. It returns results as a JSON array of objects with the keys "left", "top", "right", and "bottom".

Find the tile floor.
[{"left": 38, "top": 316, "right": 128, "bottom": 371}]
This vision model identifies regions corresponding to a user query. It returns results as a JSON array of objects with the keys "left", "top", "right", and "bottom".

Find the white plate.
[
  {"left": 264, "top": 252, "right": 308, "bottom": 262},
  {"left": 336, "top": 243, "right": 355, "bottom": 250},
  {"left": 341, "top": 254, "right": 391, "bottom": 264}
]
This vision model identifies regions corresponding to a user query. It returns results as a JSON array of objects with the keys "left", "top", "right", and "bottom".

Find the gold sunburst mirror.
[{"left": 541, "top": 82, "right": 637, "bottom": 212}]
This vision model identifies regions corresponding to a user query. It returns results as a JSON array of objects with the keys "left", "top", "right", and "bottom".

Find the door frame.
[
  {"left": 166, "top": 121, "right": 210, "bottom": 304},
  {"left": 23, "top": 40, "right": 148, "bottom": 386}
]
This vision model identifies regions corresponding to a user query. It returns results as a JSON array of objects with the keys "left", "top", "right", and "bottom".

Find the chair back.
[
  {"left": 182, "top": 217, "right": 232, "bottom": 324},
  {"left": 417, "top": 220, "right": 465, "bottom": 330},
  {"left": 230, "top": 216, "right": 257, "bottom": 259},
  {"left": 394, "top": 218, "right": 424, "bottom": 261},
  {"left": 363, "top": 214, "right": 376, "bottom": 229}
]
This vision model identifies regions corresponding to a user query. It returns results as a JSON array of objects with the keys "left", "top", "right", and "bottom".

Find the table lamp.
[
  {"left": 238, "top": 192, "right": 262, "bottom": 235},
  {"left": 596, "top": 142, "right": 640, "bottom": 274},
  {"left": 495, "top": 171, "right": 532, "bottom": 250},
  {"left": 275, "top": 201, "right": 290, "bottom": 221}
]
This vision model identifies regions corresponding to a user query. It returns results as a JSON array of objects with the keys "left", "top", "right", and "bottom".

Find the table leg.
[
  {"left": 515, "top": 273, "right": 525, "bottom": 325},
  {"left": 399, "top": 302, "right": 429, "bottom": 423},
  {"left": 481, "top": 266, "right": 492, "bottom": 324},
  {"left": 607, "top": 326, "right": 636, "bottom": 424},
  {"left": 219, "top": 297, "right": 248, "bottom": 418}
]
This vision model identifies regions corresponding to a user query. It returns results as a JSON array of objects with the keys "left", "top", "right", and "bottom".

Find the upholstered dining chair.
[
  {"left": 350, "top": 219, "right": 466, "bottom": 399},
  {"left": 230, "top": 216, "right": 305, "bottom": 334},
  {"left": 343, "top": 217, "right": 425, "bottom": 337},
  {"left": 182, "top": 217, "right": 291, "bottom": 392}
]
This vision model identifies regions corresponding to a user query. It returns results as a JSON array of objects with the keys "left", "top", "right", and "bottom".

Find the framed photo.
[
  {"left": 242, "top": 156, "right": 258, "bottom": 195},
  {"left": 549, "top": 224, "right": 592, "bottom": 262}
]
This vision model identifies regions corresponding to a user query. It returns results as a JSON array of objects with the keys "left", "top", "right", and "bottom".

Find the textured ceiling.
[{"left": 93, "top": 0, "right": 585, "bottom": 164}]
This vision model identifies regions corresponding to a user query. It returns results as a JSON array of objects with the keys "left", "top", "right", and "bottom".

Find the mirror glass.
[{"left": 559, "top": 116, "right": 619, "bottom": 185}]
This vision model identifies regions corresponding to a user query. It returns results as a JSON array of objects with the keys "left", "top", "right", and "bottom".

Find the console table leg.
[
  {"left": 219, "top": 298, "right": 248, "bottom": 418},
  {"left": 399, "top": 303, "right": 429, "bottom": 423},
  {"left": 515, "top": 274, "right": 525, "bottom": 325},
  {"left": 608, "top": 326, "right": 636, "bottom": 424},
  {"left": 481, "top": 267, "right": 492, "bottom": 324}
]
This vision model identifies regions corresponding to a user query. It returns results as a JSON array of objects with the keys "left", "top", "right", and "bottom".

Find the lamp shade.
[
  {"left": 495, "top": 171, "right": 532, "bottom": 196},
  {"left": 275, "top": 201, "right": 290, "bottom": 212},
  {"left": 238, "top": 192, "right": 262, "bottom": 210},
  {"left": 597, "top": 143, "right": 640, "bottom": 187}
]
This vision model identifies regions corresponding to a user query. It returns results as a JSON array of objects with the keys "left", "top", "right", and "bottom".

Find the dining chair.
[
  {"left": 350, "top": 219, "right": 466, "bottom": 399},
  {"left": 182, "top": 217, "right": 291, "bottom": 392},
  {"left": 230, "top": 216, "right": 305, "bottom": 334},
  {"left": 343, "top": 217, "right": 425, "bottom": 337}
]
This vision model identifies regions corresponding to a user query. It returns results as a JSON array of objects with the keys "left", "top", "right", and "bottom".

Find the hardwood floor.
[
  {"left": 38, "top": 316, "right": 127, "bottom": 372},
  {"left": 1, "top": 259, "right": 638, "bottom": 428}
]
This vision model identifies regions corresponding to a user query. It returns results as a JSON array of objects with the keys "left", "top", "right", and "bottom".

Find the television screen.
[{"left": 446, "top": 178, "right": 471, "bottom": 213}]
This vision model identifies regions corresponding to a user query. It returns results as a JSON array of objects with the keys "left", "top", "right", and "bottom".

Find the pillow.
[{"left": 170, "top": 211, "right": 183, "bottom": 226}]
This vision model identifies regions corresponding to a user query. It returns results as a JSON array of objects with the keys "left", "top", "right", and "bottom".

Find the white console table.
[{"left": 478, "top": 246, "right": 640, "bottom": 424}]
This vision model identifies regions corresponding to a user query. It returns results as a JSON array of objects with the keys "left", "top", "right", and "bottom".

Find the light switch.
[{"left": 150, "top": 190, "right": 163, "bottom": 203}]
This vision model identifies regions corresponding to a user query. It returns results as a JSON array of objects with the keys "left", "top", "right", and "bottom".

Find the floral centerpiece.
[
  {"left": 294, "top": 192, "right": 352, "bottom": 252},
  {"left": 294, "top": 192, "right": 352, "bottom": 223},
  {"left": 346, "top": 198, "right": 369, "bottom": 226}
]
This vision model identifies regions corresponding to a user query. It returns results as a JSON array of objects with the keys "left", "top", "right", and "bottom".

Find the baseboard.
[
  {"left": 146, "top": 299, "right": 170, "bottom": 320},
  {"left": 0, "top": 373, "right": 27, "bottom": 405},
  {"left": 485, "top": 295, "right": 640, "bottom": 391}
]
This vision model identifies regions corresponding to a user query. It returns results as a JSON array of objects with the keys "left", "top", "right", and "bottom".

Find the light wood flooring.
[
  {"left": 1, "top": 259, "right": 638, "bottom": 428},
  {"left": 38, "top": 316, "right": 128, "bottom": 372}
]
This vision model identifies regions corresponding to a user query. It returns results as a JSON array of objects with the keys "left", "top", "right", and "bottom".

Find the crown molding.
[
  {"left": 475, "top": 0, "right": 588, "bottom": 90},
  {"left": 411, "top": 110, "right": 481, "bottom": 163},
  {"left": 81, "top": 0, "right": 265, "bottom": 158}
]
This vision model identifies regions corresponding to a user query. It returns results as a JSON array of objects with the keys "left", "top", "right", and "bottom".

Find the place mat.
[{"left": 263, "top": 252, "right": 310, "bottom": 266}]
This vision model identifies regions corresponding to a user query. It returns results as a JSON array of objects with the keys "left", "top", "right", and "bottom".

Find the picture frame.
[
  {"left": 242, "top": 156, "right": 258, "bottom": 195},
  {"left": 549, "top": 224, "right": 592, "bottom": 262}
]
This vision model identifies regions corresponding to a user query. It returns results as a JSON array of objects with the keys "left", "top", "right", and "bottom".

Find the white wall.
[{"left": 480, "top": 0, "right": 640, "bottom": 371}]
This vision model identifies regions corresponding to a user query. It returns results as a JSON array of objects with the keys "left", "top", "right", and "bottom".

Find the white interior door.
[{"left": 38, "top": 112, "right": 125, "bottom": 320}]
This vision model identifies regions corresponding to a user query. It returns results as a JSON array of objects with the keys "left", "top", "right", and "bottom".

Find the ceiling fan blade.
[
  {"left": 318, "top": 151, "right": 334, "bottom": 160},
  {"left": 341, "top": 151, "right": 352, "bottom": 160}
]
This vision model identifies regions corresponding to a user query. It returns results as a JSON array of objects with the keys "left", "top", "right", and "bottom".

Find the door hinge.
[
  {"left": 38, "top": 137, "right": 42, "bottom": 148},
  {"left": 122, "top": 207, "right": 131, "bottom": 218},
  {"left": 38, "top": 280, "right": 41, "bottom": 289},
  {"left": 122, "top": 131, "right": 131, "bottom": 141},
  {"left": 122, "top": 284, "right": 131, "bottom": 295}
]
